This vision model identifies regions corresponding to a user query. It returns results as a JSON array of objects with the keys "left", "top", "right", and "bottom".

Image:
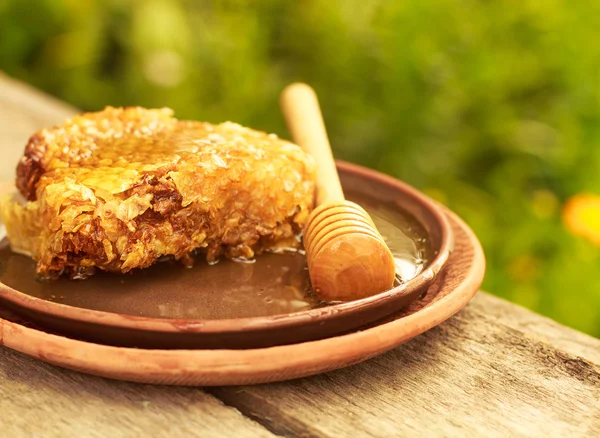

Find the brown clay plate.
[
  {"left": 0, "top": 162, "right": 454, "bottom": 349},
  {"left": 0, "top": 207, "right": 483, "bottom": 386}
]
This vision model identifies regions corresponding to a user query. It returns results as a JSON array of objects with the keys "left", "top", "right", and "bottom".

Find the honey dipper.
[{"left": 280, "top": 83, "right": 396, "bottom": 301}]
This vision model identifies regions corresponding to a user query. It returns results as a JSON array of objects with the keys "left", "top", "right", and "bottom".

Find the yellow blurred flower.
[{"left": 563, "top": 193, "right": 600, "bottom": 246}]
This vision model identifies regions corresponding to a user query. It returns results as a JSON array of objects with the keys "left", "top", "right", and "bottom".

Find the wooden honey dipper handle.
[
  {"left": 280, "top": 83, "right": 344, "bottom": 206},
  {"left": 280, "top": 83, "right": 396, "bottom": 301}
]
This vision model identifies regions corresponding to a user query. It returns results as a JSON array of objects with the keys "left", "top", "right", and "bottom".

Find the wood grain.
[
  {"left": 211, "top": 298, "right": 600, "bottom": 437},
  {"left": 471, "top": 293, "right": 600, "bottom": 364},
  {"left": 0, "top": 347, "right": 275, "bottom": 438}
]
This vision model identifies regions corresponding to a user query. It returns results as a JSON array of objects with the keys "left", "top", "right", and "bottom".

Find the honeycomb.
[{"left": 1, "top": 107, "right": 316, "bottom": 279}]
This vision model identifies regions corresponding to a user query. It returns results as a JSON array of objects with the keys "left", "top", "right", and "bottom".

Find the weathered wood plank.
[
  {"left": 0, "top": 347, "right": 276, "bottom": 438},
  {"left": 211, "top": 300, "right": 600, "bottom": 437},
  {"left": 471, "top": 293, "right": 600, "bottom": 364}
]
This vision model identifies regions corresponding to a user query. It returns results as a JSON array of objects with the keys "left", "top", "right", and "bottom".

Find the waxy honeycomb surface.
[{"left": 1, "top": 107, "right": 316, "bottom": 278}]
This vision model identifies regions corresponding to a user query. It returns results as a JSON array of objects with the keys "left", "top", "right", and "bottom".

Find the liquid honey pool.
[{"left": 0, "top": 201, "right": 430, "bottom": 319}]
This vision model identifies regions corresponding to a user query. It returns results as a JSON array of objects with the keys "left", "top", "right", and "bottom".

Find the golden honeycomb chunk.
[{"left": 1, "top": 107, "right": 316, "bottom": 279}]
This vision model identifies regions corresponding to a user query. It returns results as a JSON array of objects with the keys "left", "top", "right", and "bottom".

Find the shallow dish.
[
  {"left": 0, "top": 207, "right": 483, "bottom": 385},
  {"left": 0, "top": 162, "right": 453, "bottom": 349}
]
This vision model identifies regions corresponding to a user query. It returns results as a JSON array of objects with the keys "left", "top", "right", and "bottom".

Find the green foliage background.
[{"left": 1, "top": 0, "right": 599, "bottom": 336}]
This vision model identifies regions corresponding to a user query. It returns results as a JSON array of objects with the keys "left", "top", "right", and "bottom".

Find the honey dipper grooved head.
[{"left": 304, "top": 201, "right": 396, "bottom": 301}]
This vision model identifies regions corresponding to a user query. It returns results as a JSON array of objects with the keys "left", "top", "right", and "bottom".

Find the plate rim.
[{"left": 0, "top": 161, "right": 454, "bottom": 334}]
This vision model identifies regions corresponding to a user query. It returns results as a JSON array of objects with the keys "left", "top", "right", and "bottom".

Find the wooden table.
[{"left": 1, "top": 73, "right": 599, "bottom": 437}]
